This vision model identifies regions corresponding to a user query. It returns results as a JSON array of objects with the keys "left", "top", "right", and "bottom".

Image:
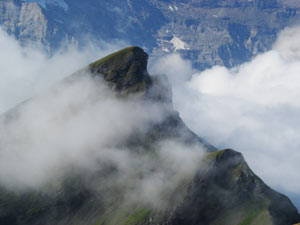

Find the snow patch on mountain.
[
  {"left": 21, "top": 0, "right": 69, "bottom": 12},
  {"left": 170, "top": 36, "right": 189, "bottom": 51},
  {"left": 169, "top": 5, "right": 178, "bottom": 11}
]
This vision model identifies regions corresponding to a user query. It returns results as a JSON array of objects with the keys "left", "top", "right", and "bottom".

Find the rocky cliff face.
[
  {"left": 1, "top": 0, "right": 299, "bottom": 68},
  {"left": 0, "top": 47, "right": 299, "bottom": 225},
  {"left": 0, "top": 0, "right": 49, "bottom": 49},
  {"left": 152, "top": 0, "right": 300, "bottom": 68},
  {"left": 0, "top": 0, "right": 78, "bottom": 51}
]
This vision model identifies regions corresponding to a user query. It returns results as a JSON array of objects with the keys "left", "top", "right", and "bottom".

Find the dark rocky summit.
[
  {"left": 88, "top": 47, "right": 152, "bottom": 95},
  {"left": 0, "top": 47, "right": 299, "bottom": 225}
]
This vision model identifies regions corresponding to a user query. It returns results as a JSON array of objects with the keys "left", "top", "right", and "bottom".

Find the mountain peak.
[
  {"left": 168, "top": 148, "right": 300, "bottom": 225},
  {"left": 89, "top": 46, "right": 152, "bottom": 95},
  {"left": 0, "top": 46, "right": 299, "bottom": 225}
]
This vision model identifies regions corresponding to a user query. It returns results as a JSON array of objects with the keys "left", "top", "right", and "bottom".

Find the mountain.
[
  {"left": 0, "top": 47, "right": 299, "bottom": 225},
  {"left": 1, "top": 0, "right": 300, "bottom": 69}
]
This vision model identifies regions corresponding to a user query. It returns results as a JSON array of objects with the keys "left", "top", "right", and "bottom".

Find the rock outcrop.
[{"left": 168, "top": 149, "right": 300, "bottom": 225}]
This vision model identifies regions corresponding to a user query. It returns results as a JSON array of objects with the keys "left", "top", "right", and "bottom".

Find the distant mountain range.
[{"left": 1, "top": 0, "right": 300, "bottom": 69}]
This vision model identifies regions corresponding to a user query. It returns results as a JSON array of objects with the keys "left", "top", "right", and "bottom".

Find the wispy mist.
[
  {"left": 0, "top": 70, "right": 206, "bottom": 207},
  {"left": 0, "top": 27, "right": 207, "bottom": 209},
  {"left": 0, "top": 27, "right": 126, "bottom": 113}
]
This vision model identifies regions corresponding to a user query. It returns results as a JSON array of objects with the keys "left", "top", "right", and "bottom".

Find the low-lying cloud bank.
[
  {"left": 150, "top": 26, "right": 300, "bottom": 208},
  {"left": 0, "top": 27, "right": 206, "bottom": 208},
  {"left": 0, "top": 70, "right": 205, "bottom": 208}
]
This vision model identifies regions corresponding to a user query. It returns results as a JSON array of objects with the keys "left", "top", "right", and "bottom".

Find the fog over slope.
[
  {"left": 0, "top": 35, "right": 208, "bottom": 211},
  {"left": 0, "top": 23, "right": 300, "bottom": 212},
  {"left": 151, "top": 26, "right": 300, "bottom": 209},
  {"left": 0, "top": 28, "right": 126, "bottom": 113},
  {"left": 0, "top": 74, "right": 206, "bottom": 209}
]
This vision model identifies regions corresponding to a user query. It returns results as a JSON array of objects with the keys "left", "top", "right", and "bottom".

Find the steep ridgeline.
[
  {"left": 0, "top": 47, "right": 299, "bottom": 225},
  {"left": 1, "top": 0, "right": 300, "bottom": 68}
]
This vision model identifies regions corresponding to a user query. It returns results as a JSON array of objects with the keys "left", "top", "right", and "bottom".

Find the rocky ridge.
[{"left": 0, "top": 47, "right": 299, "bottom": 225}]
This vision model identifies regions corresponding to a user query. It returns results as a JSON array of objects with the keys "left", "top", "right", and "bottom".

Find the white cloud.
[
  {"left": 0, "top": 28, "right": 125, "bottom": 113},
  {"left": 149, "top": 53, "right": 194, "bottom": 85},
  {"left": 151, "top": 26, "right": 300, "bottom": 208},
  {"left": 273, "top": 26, "right": 300, "bottom": 61}
]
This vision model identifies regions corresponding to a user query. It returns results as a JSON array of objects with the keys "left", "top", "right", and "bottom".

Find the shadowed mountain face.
[
  {"left": 88, "top": 47, "right": 152, "bottom": 95},
  {"left": 168, "top": 149, "right": 300, "bottom": 225},
  {"left": 1, "top": 0, "right": 300, "bottom": 69},
  {"left": 0, "top": 47, "right": 299, "bottom": 225}
]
